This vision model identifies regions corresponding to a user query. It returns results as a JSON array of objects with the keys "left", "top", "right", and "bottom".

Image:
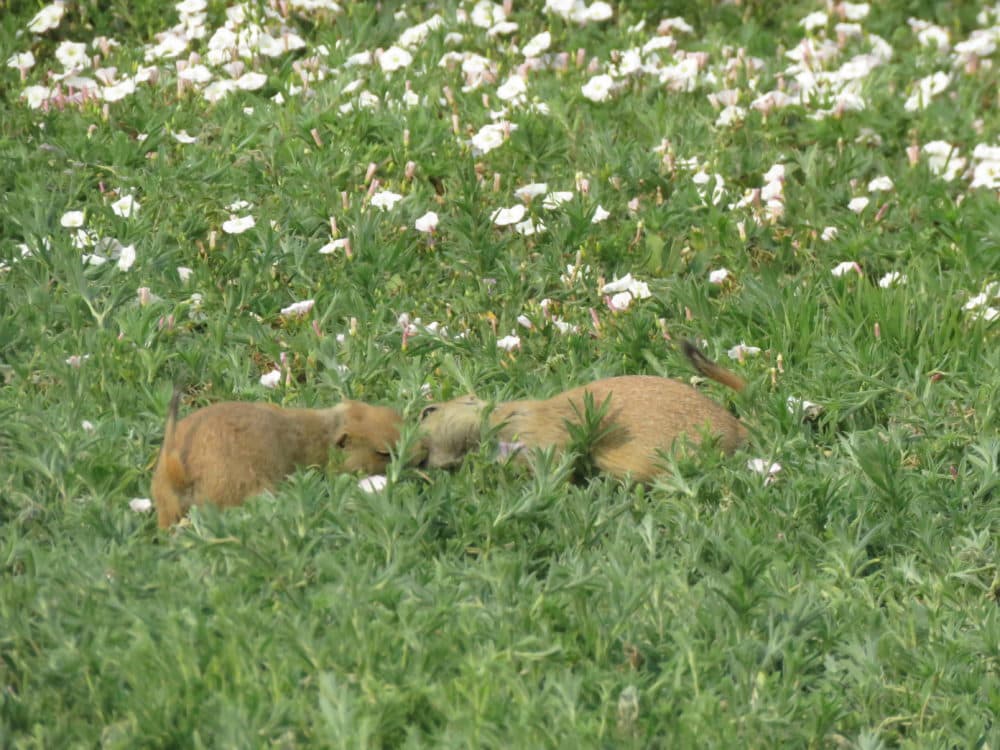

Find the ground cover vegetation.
[{"left": 1, "top": 0, "right": 999, "bottom": 746}]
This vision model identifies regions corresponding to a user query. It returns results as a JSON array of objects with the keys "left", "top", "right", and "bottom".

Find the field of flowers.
[{"left": 1, "top": 0, "right": 998, "bottom": 746}]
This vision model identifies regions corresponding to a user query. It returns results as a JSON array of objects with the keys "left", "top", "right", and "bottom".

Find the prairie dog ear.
[
  {"left": 327, "top": 403, "right": 351, "bottom": 447},
  {"left": 419, "top": 405, "right": 438, "bottom": 422}
]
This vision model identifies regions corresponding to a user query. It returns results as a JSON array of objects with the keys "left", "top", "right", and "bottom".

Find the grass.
[{"left": 1, "top": 0, "right": 999, "bottom": 747}]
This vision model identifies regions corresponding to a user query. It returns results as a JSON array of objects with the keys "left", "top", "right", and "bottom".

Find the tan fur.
[
  {"left": 151, "top": 396, "right": 417, "bottom": 528},
  {"left": 419, "top": 343, "right": 747, "bottom": 483}
]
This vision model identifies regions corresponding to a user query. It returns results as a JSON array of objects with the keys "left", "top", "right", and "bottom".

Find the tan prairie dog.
[
  {"left": 152, "top": 395, "right": 420, "bottom": 528},
  {"left": 418, "top": 341, "right": 748, "bottom": 483}
]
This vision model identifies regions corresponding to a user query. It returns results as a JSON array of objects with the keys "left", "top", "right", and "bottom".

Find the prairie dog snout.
[
  {"left": 152, "top": 396, "right": 419, "bottom": 528},
  {"left": 418, "top": 342, "right": 748, "bottom": 482}
]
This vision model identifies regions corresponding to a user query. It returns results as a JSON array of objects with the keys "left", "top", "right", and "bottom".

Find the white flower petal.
[
  {"left": 358, "top": 474, "right": 388, "bottom": 493},
  {"left": 260, "top": 369, "right": 282, "bottom": 388},
  {"left": 491, "top": 204, "right": 526, "bottom": 226},
  {"left": 222, "top": 215, "right": 255, "bottom": 234},
  {"left": 415, "top": 211, "right": 439, "bottom": 232},
  {"left": 61, "top": 210, "right": 85, "bottom": 228},
  {"left": 280, "top": 299, "right": 315, "bottom": 317},
  {"left": 129, "top": 498, "right": 154, "bottom": 513}
]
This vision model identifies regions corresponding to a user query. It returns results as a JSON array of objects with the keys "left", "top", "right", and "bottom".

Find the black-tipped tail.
[{"left": 682, "top": 340, "right": 746, "bottom": 393}]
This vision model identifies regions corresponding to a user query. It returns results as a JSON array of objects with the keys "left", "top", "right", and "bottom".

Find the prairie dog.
[
  {"left": 418, "top": 342, "right": 747, "bottom": 482},
  {"left": 152, "top": 395, "right": 418, "bottom": 528}
]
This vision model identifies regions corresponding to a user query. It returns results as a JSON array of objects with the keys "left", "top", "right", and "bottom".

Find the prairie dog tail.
[
  {"left": 161, "top": 388, "right": 189, "bottom": 490},
  {"left": 682, "top": 340, "right": 746, "bottom": 393}
]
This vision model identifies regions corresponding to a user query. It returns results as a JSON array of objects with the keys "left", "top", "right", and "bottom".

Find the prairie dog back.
[
  {"left": 491, "top": 375, "right": 747, "bottom": 482},
  {"left": 152, "top": 397, "right": 412, "bottom": 528},
  {"left": 419, "top": 356, "right": 749, "bottom": 483}
]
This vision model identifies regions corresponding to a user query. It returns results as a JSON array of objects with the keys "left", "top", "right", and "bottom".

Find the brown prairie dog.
[
  {"left": 152, "top": 395, "right": 419, "bottom": 528},
  {"left": 418, "top": 341, "right": 748, "bottom": 483}
]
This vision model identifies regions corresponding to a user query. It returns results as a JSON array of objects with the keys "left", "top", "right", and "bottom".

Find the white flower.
[
  {"left": 470, "top": 122, "right": 515, "bottom": 155},
  {"left": 178, "top": 64, "right": 212, "bottom": 83},
  {"left": 591, "top": 205, "right": 610, "bottom": 223},
  {"left": 970, "top": 160, "right": 1000, "bottom": 190},
  {"left": 471, "top": 0, "right": 506, "bottom": 28},
  {"left": 227, "top": 199, "right": 252, "bottom": 211},
  {"left": 222, "top": 215, "right": 255, "bottom": 234},
  {"left": 867, "top": 176, "right": 894, "bottom": 192},
  {"left": 379, "top": 46, "right": 412, "bottom": 73},
  {"left": 715, "top": 105, "right": 746, "bottom": 127},
  {"left": 517, "top": 314, "right": 533, "bottom": 329},
  {"left": 607, "top": 291, "right": 633, "bottom": 311},
  {"left": 491, "top": 204, "right": 526, "bottom": 226},
  {"left": 172, "top": 130, "right": 198, "bottom": 143},
  {"left": 21, "top": 85, "right": 51, "bottom": 109},
  {"left": 8, "top": 51, "right": 36, "bottom": 69},
  {"left": 370, "top": 190, "right": 403, "bottom": 211},
  {"left": 111, "top": 194, "right": 140, "bottom": 218},
  {"left": 28, "top": 2, "right": 66, "bottom": 33},
  {"left": 345, "top": 50, "right": 372, "bottom": 67},
  {"left": 904, "top": 71, "right": 950, "bottom": 112},
  {"left": 102, "top": 79, "right": 136, "bottom": 102},
  {"left": 601, "top": 273, "right": 651, "bottom": 299},
  {"left": 659, "top": 16, "right": 693, "bottom": 33},
  {"left": 747, "top": 458, "right": 781, "bottom": 483},
  {"left": 919, "top": 142, "right": 963, "bottom": 180},
  {"left": 129, "top": 498, "right": 153, "bottom": 513},
  {"left": 585, "top": 2, "right": 613, "bottom": 21},
  {"left": 963, "top": 290, "right": 993, "bottom": 311},
  {"left": 236, "top": 72, "right": 267, "bottom": 90},
  {"left": 840, "top": 2, "right": 870, "bottom": 20},
  {"left": 281, "top": 299, "right": 315, "bottom": 317},
  {"left": 522, "top": 31, "right": 551, "bottom": 57},
  {"left": 544, "top": 0, "right": 577, "bottom": 18},
  {"left": 974, "top": 307, "right": 1000, "bottom": 322},
  {"left": 497, "top": 334, "right": 521, "bottom": 351},
  {"left": 203, "top": 79, "right": 236, "bottom": 103},
  {"left": 515, "top": 182, "right": 548, "bottom": 201},
  {"left": 551, "top": 317, "right": 578, "bottom": 334},
  {"left": 786, "top": 396, "right": 823, "bottom": 418},
  {"left": 800, "top": 11, "right": 827, "bottom": 30},
  {"left": 542, "top": 191, "right": 574, "bottom": 209},
  {"left": 972, "top": 144, "right": 1000, "bottom": 162},
  {"left": 496, "top": 75, "right": 527, "bottom": 103},
  {"left": 488, "top": 21, "right": 519, "bottom": 37},
  {"left": 514, "top": 218, "right": 545, "bottom": 236},
  {"left": 80, "top": 253, "right": 108, "bottom": 268},
  {"left": 357, "top": 91, "right": 380, "bottom": 110},
  {"left": 848, "top": 196, "right": 869, "bottom": 213},
  {"left": 358, "top": 475, "right": 388, "bottom": 493},
  {"left": 177, "top": 266, "right": 194, "bottom": 282},
  {"left": 55, "top": 41, "right": 88, "bottom": 71},
  {"left": 878, "top": 271, "right": 906, "bottom": 288},
  {"left": 61, "top": 210, "right": 85, "bottom": 228},
  {"left": 821, "top": 226, "right": 839, "bottom": 242},
  {"left": 319, "top": 238, "right": 350, "bottom": 254},
  {"left": 831, "top": 261, "right": 863, "bottom": 277},
  {"left": 116, "top": 244, "right": 136, "bottom": 271},
  {"left": 727, "top": 343, "right": 761, "bottom": 360},
  {"left": 708, "top": 268, "right": 730, "bottom": 285},
  {"left": 260, "top": 369, "right": 282, "bottom": 388},
  {"left": 415, "top": 211, "right": 439, "bottom": 233},
  {"left": 398, "top": 15, "right": 443, "bottom": 48},
  {"left": 81, "top": 420, "right": 95, "bottom": 432},
  {"left": 581, "top": 74, "right": 614, "bottom": 102}
]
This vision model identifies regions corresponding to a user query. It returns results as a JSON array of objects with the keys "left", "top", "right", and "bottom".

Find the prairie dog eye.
[{"left": 419, "top": 405, "right": 438, "bottom": 421}]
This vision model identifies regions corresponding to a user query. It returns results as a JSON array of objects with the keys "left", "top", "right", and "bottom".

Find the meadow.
[{"left": 1, "top": 0, "right": 998, "bottom": 746}]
